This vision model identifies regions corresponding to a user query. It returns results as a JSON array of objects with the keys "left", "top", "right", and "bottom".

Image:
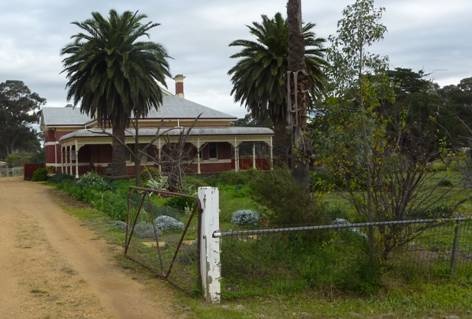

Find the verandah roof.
[{"left": 60, "top": 127, "right": 274, "bottom": 142}]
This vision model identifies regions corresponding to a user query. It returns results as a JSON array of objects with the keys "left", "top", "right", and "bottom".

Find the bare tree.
[{"left": 88, "top": 115, "right": 202, "bottom": 191}]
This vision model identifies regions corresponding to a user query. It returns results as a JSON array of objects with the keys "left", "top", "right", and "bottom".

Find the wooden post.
[
  {"left": 158, "top": 138, "right": 162, "bottom": 174},
  {"left": 252, "top": 143, "right": 256, "bottom": 170},
  {"left": 61, "top": 146, "right": 64, "bottom": 174},
  {"left": 74, "top": 140, "right": 79, "bottom": 179},
  {"left": 198, "top": 187, "right": 221, "bottom": 303},
  {"left": 197, "top": 138, "right": 201, "bottom": 175},
  {"left": 234, "top": 138, "right": 239, "bottom": 172},
  {"left": 269, "top": 137, "right": 274, "bottom": 170},
  {"left": 54, "top": 142, "right": 58, "bottom": 173},
  {"left": 67, "top": 146, "right": 71, "bottom": 175}
]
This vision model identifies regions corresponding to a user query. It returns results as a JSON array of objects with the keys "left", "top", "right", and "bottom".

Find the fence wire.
[
  {"left": 124, "top": 187, "right": 201, "bottom": 295},
  {"left": 0, "top": 167, "right": 23, "bottom": 177},
  {"left": 217, "top": 218, "right": 472, "bottom": 299}
]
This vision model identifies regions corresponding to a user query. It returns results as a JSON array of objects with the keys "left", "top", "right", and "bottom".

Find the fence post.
[
  {"left": 198, "top": 187, "right": 221, "bottom": 304},
  {"left": 450, "top": 221, "right": 461, "bottom": 276}
]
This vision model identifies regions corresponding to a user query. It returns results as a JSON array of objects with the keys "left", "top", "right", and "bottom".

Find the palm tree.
[
  {"left": 61, "top": 10, "right": 170, "bottom": 177},
  {"left": 228, "top": 12, "right": 326, "bottom": 165}
]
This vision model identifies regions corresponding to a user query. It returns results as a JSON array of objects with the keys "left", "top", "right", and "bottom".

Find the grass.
[
  {"left": 188, "top": 281, "right": 472, "bottom": 318},
  {"left": 47, "top": 169, "right": 472, "bottom": 319}
]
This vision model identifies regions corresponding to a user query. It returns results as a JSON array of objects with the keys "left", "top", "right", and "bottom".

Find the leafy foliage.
[
  {"left": 249, "top": 169, "right": 325, "bottom": 225},
  {"left": 326, "top": 0, "right": 388, "bottom": 95},
  {"left": 6, "top": 150, "right": 44, "bottom": 167},
  {"left": 31, "top": 167, "right": 48, "bottom": 181},
  {"left": 52, "top": 176, "right": 128, "bottom": 220},
  {"left": 0, "top": 81, "right": 44, "bottom": 159},
  {"left": 77, "top": 171, "right": 110, "bottom": 191}
]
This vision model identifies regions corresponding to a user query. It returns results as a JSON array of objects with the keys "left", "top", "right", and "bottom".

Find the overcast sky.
[{"left": 0, "top": 0, "right": 471, "bottom": 117}]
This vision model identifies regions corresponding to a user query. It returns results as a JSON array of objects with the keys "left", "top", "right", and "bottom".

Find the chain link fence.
[{"left": 214, "top": 217, "right": 472, "bottom": 299}]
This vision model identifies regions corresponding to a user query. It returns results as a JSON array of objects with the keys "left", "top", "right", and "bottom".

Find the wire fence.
[
  {"left": 124, "top": 187, "right": 201, "bottom": 295},
  {"left": 0, "top": 167, "right": 23, "bottom": 177},
  {"left": 216, "top": 217, "right": 472, "bottom": 299},
  {"left": 121, "top": 184, "right": 472, "bottom": 301}
]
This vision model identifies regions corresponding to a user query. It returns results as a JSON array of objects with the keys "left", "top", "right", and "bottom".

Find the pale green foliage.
[
  {"left": 326, "top": 0, "right": 388, "bottom": 95},
  {"left": 146, "top": 175, "right": 168, "bottom": 191},
  {"left": 314, "top": 1, "right": 465, "bottom": 259}
]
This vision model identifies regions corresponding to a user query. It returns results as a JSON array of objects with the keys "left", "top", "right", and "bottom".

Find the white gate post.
[{"left": 198, "top": 187, "right": 221, "bottom": 303}]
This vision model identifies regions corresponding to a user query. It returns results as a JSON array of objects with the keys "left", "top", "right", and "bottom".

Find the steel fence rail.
[{"left": 213, "top": 216, "right": 472, "bottom": 238}]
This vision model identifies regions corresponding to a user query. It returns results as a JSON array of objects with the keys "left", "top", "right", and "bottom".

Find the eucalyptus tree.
[
  {"left": 327, "top": 0, "right": 388, "bottom": 98},
  {"left": 62, "top": 10, "right": 170, "bottom": 177},
  {"left": 228, "top": 12, "right": 326, "bottom": 165},
  {"left": 0, "top": 80, "right": 44, "bottom": 159},
  {"left": 322, "top": 0, "right": 388, "bottom": 262}
]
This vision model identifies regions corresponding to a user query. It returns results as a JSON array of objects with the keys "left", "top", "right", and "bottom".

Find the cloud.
[{"left": 0, "top": 0, "right": 470, "bottom": 118}]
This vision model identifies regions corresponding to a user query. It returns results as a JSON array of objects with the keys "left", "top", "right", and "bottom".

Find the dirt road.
[{"left": 0, "top": 177, "right": 178, "bottom": 319}]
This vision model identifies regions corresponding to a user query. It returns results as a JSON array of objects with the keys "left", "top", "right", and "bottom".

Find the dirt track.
[{"left": 0, "top": 177, "right": 177, "bottom": 319}]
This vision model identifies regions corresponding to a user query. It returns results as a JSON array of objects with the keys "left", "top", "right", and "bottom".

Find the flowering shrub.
[
  {"left": 77, "top": 171, "right": 109, "bottom": 190},
  {"left": 231, "top": 209, "right": 260, "bottom": 226},
  {"left": 146, "top": 175, "right": 168, "bottom": 190},
  {"left": 154, "top": 215, "right": 184, "bottom": 231}
]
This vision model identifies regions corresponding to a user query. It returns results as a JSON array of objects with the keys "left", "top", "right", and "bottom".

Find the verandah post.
[{"left": 198, "top": 187, "right": 221, "bottom": 303}]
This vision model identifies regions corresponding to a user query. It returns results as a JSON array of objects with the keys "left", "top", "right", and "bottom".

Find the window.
[{"left": 208, "top": 143, "right": 218, "bottom": 159}]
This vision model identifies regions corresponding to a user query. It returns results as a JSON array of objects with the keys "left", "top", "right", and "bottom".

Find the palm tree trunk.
[
  {"left": 287, "top": 0, "right": 311, "bottom": 188},
  {"left": 273, "top": 120, "right": 291, "bottom": 166},
  {"left": 111, "top": 124, "right": 128, "bottom": 177},
  {"left": 134, "top": 120, "right": 142, "bottom": 186}
]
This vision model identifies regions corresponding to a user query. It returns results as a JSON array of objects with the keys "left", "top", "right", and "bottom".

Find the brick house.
[{"left": 39, "top": 76, "right": 274, "bottom": 178}]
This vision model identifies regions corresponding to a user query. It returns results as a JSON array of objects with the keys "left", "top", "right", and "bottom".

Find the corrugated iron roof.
[
  {"left": 41, "top": 95, "right": 236, "bottom": 126},
  {"left": 60, "top": 127, "right": 273, "bottom": 141}
]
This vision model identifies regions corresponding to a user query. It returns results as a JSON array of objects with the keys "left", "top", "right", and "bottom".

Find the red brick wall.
[
  {"left": 45, "top": 129, "right": 75, "bottom": 142},
  {"left": 201, "top": 142, "right": 232, "bottom": 160}
]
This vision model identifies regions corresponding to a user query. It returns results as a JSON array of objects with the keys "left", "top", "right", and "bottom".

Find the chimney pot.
[{"left": 173, "top": 74, "right": 186, "bottom": 97}]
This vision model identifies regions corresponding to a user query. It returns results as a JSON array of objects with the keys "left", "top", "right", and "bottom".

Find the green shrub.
[
  {"left": 92, "top": 190, "right": 128, "bottom": 220},
  {"left": 221, "top": 232, "right": 381, "bottom": 297},
  {"left": 77, "top": 171, "right": 110, "bottom": 191},
  {"left": 410, "top": 204, "right": 455, "bottom": 219},
  {"left": 165, "top": 195, "right": 195, "bottom": 211},
  {"left": 140, "top": 166, "right": 161, "bottom": 182},
  {"left": 437, "top": 179, "right": 454, "bottom": 187},
  {"left": 311, "top": 169, "right": 336, "bottom": 192},
  {"left": 48, "top": 173, "right": 74, "bottom": 184},
  {"left": 249, "top": 169, "right": 326, "bottom": 226},
  {"left": 204, "top": 170, "right": 260, "bottom": 186},
  {"left": 31, "top": 167, "right": 48, "bottom": 181}
]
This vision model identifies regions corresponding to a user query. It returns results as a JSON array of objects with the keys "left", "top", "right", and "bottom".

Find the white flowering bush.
[
  {"left": 146, "top": 175, "right": 168, "bottom": 190},
  {"left": 154, "top": 215, "right": 184, "bottom": 231},
  {"left": 77, "top": 171, "right": 109, "bottom": 190},
  {"left": 231, "top": 210, "right": 260, "bottom": 226}
]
